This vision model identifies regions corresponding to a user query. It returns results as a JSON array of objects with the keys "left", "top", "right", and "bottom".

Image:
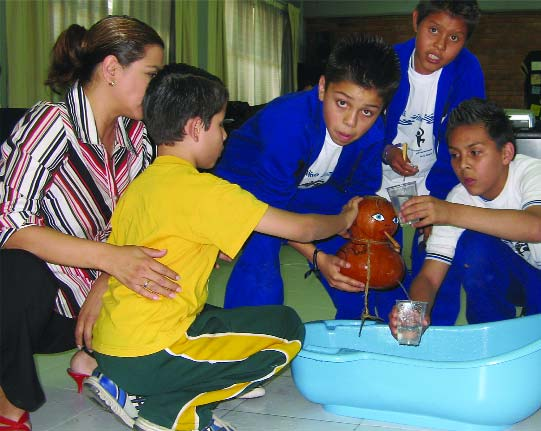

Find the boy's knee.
[
  {"left": 277, "top": 305, "right": 305, "bottom": 342},
  {"left": 454, "top": 231, "right": 501, "bottom": 267}
]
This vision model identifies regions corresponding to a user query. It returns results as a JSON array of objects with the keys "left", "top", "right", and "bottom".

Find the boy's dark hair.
[
  {"left": 415, "top": 0, "right": 481, "bottom": 40},
  {"left": 447, "top": 98, "right": 515, "bottom": 150},
  {"left": 143, "top": 63, "right": 229, "bottom": 146},
  {"left": 324, "top": 33, "right": 400, "bottom": 106}
]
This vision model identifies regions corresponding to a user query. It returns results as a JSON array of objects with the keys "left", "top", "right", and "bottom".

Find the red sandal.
[
  {"left": 66, "top": 368, "right": 90, "bottom": 393},
  {"left": 0, "top": 411, "right": 31, "bottom": 430}
]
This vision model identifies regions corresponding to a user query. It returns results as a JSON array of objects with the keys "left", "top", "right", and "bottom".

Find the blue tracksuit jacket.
[
  {"left": 386, "top": 38, "right": 487, "bottom": 323},
  {"left": 386, "top": 38, "right": 486, "bottom": 201},
  {"left": 214, "top": 86, "right": 387, "bottom": 315}
]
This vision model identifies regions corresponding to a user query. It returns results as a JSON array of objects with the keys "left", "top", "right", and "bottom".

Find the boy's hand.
[
  {"left": 341, "top": 196, "right": 363, "bottom": 231},
  {"left": 419, "top": 225, "right": 433, "bottom": 245},
  {"left": 318, "top": 251, "right": 365, "bottom": 292},
  {"left": 215, "top": 251, "right": 233, "bottom": 269},
  {"left": 385, "top": 145, "right": 419, "bottom": 177},
  {"left": 388, "top": 304, "right": 430, "bottom": 340},
  {"left": 76, "top": 274, "right": 109, "bottom": 350},
  {"left": 400, "top": 195, "right": 452, "bottom": 227}
]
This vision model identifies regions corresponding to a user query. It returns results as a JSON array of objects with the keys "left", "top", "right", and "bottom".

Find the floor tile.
[
  {"left": 230, "top": 373, "right": 362, "bottom": 425},
  {"left": 222, "top": 410, "right": 360, "bottom": 431}
]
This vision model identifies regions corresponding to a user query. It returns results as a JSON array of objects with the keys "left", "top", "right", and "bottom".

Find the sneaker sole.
[
  {"left": 134, "top": 416, "right": 171, "bottom": 431},
  {"left": 238, "top": 386, "right": 265, "bottom": 399},
  {"left": 83, "top": 376, "right": 135, "bottom": 428}
]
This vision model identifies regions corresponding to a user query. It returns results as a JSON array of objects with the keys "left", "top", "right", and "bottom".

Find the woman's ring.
[{"left": 143, "top": 280, "right": 150, "bottom": 288}]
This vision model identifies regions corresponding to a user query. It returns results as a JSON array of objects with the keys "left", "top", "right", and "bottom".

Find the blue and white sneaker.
[
  {"left": 202, "top": 415, "right": 237, "bottom": 431},
  {"left": 83, "top": 370, "right": 145, "bottom": 428}
]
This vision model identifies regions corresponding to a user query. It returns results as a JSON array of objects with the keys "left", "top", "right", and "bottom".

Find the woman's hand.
[
  {"left": 384, "top": 145, "right": 419, "bottom": 177},
  {"left": 75, "top": 274, "right": 109, "bottom": 350},
  {"left": 104, "top": 245, "right": 181, "bottom": 300},
  {"left": 317, "top": 251, "right": 365, "bottom": 292},
  {"left": 5, "top": 228, "right": 180, "bottom": 300}
]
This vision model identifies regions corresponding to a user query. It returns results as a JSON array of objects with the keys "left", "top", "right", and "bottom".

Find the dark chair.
[
  {"left": 224, "top": 101, "right": 265, "bottom": 135},
  {"left": 0, "top": 108, "right": 28, "bottom": 143}
]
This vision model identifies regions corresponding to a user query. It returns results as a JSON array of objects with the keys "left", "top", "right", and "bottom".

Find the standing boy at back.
[
  {"left": 376, "top": 0, "right": 485, "bottom": 323},
  {"left": 213, "top": 33, "right": 401, "bottom": 320},
  {"left": 389, "top": 98, "right": 541, "bottom": 337},
  {"left": 90, "top": 63, "right": 361, "bottom": 431}
]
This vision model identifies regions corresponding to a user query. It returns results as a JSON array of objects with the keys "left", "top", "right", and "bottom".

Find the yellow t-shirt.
[{"left": 92, "top": 156, "right": 268, "bottom": 357}]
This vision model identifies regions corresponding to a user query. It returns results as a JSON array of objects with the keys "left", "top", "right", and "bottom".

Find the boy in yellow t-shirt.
[{"left": 89, "top": 64, "right": 361, "bottom": 431}]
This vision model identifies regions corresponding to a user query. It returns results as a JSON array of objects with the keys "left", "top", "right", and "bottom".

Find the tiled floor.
[{"left": 32, "top": 246, "right": 541, "bottom": 431}]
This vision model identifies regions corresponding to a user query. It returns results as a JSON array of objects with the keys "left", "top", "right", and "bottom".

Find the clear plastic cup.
[
  {"left": 387, "top": 181, "right": 419, "bottom": 226},
  {"left": 395, "top": 300, "right": 428, "bottom": 346}
]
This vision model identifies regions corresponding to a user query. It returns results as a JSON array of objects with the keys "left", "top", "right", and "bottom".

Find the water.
[
  {"left": 398, "top": 280, "right": 410, "bottom": 300},
  {"left": 390, "top": 194, "right": 411, "bottom": 212},
  {"left": 397, "top": 324, "right": 422, "bottom": 345}
]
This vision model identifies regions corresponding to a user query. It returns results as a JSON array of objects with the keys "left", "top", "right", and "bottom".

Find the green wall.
[{"left": 302, "top": 0, "right": 541, "bottom": 18}]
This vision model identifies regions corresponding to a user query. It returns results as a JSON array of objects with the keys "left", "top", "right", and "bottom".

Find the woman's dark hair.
[
  {"left": 324, "top": 33, "right": 401, "bottom": 106},
  {"left": 143, "top": 63, "right": 229, "bottom": 146},
  {"left": 45, "top": 15, "right": 164, "bottom": 94},
  {"left": 447, "top": 98, "right": 515, "bottom": 151},
  {"left": 415, "top": 0, "right": 481, "bottom": 40}
]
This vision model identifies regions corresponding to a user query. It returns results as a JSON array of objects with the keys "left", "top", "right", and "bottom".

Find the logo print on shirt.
[{"left": 416, "top": 128, "right": 425, "bottom": 148}]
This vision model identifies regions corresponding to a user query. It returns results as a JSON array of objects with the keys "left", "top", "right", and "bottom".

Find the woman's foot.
[
  {"left": 69, "top": 349, "right": 97, "bottom": 376},
  {"left": 0, "top": 411, "right": 31, "bottom": 430},
  {"left": 67, "top": 349, "right": 98, "bottom": 392},
  {"left": 0, "top": 387, "right": 31, "bottom": 430}
]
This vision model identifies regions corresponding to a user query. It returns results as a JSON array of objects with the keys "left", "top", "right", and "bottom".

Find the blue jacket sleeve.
[{"left": 214, "top": 90, "right": 322, "bottom": 209}]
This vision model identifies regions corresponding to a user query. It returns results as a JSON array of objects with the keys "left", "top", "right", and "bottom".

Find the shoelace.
[{"left": 128, "top": 394, "right": 146, "bottom": 412}]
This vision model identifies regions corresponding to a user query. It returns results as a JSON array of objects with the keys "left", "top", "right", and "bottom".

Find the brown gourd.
[
  {"left": 336, "top": 195, "right": 405, "bottom": 326},
  {"left": 337, "top": 195, "right": 405, "bottom": 288}
]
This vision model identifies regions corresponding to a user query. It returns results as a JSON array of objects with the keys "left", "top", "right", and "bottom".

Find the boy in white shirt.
[{"left": 389, "top": 98, "right": 541, "bottom": 335}]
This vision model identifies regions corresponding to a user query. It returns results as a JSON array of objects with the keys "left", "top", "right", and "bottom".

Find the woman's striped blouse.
[{"left": 0, "top": 83, "right": 154, "bottom": 318}]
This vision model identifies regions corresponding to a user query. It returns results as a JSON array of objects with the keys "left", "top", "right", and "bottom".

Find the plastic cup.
[
  {"left": 395, "top": 300, "right": 428, "bottom": 346},
  {"left": 386, "top": 181, "right": 419, "bottom": 226}
]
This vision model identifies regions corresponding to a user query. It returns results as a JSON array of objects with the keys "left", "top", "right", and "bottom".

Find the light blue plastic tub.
[{"left": 291, "top": 315, "right": 541, "bottom": 431}]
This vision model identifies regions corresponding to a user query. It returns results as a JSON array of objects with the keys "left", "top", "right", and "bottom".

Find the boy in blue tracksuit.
[
  {"left": 213, "top": 34, "right": 401, "bottom": 319},
  {"left": 376, "top": 0, "right": 485, "bottom": 323}
]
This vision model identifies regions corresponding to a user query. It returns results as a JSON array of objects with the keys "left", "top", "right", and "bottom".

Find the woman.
[{"left": 0, "top": 16, "right": 178, "bottom": 430}]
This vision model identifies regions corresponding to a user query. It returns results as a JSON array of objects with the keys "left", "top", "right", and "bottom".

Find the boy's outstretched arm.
[
  {"left": 388, "top": 259, "right": 448, "bottom": 338},
  {"left": 401, "top": 196, "right": 541, "bottom": 243},
  {"left": 288, "top": 241, "right": 365, "bottom": 292},
  {"left": 255, "top": 197, "right": 362, "bottom": 244}
]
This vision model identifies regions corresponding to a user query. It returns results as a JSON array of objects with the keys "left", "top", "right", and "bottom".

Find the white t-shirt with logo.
[
  {"left": 427, "top": 154, "right": 541, "bottom": 269},
  {"left": 298, "top": 129, "right": 342, "bottom": 189},
  {"left": 378, "top": 51, "right": 442, "bottom": 198}
]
